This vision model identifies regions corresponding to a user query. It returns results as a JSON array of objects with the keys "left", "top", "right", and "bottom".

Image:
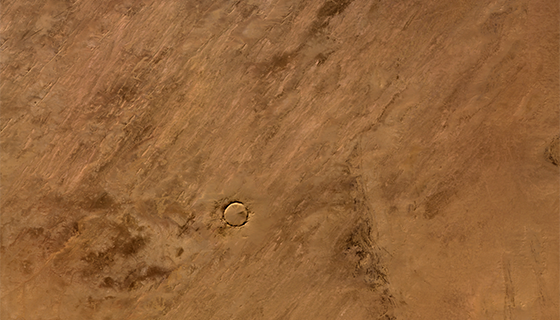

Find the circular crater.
[{"left": 223, "top": 202, "right": 248, "bottom": 227}]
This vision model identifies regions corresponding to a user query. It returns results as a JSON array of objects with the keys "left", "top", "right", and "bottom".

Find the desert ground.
[{"left": 1, "top": 0, "right": 559, "bottom": 319}]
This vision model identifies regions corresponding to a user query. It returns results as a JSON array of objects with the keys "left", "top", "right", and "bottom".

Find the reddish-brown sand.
[{"left": 1, "top": 0, "right": 559, "bottom": 319}]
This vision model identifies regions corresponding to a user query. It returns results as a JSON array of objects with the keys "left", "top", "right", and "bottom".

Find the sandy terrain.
[{"left": 1, "top": 0, "right": 558, "bottom": 319}]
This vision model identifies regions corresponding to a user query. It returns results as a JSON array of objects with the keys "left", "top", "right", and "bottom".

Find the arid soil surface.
[{"left": 1, "top": 0, "right": 559, "bottom": 319}]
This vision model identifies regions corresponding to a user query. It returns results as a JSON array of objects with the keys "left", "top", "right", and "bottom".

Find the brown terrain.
[{"left": 1, "top": 0, "right": 559, "bottom": 319}]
